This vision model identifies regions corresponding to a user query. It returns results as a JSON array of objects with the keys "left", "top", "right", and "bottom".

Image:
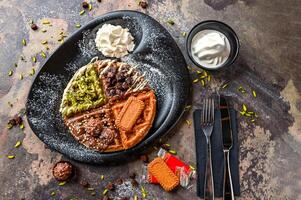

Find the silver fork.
[{"left": 201, "top": 98, "right": 215, "bottom": 200}]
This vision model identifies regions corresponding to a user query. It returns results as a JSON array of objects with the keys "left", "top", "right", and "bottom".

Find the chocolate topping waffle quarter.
[{"left": 60, "top": 59, "right": 156, "bottom": 152}]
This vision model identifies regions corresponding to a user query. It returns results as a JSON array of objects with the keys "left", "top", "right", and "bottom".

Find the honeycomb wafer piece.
[
  {"left": 115, "top": 96, "right": 145, "bottom": 132},
  {"left": 148, "top": 157, "right": 179, "bottom": 191},
  {"left": 112, "top": 90, "right": 156, "bottom": 149}
]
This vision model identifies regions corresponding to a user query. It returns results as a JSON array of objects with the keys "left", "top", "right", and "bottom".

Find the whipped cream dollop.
[
  {"left": 191, "top": 30, "right": 230, "bottom": 69},
  {"left": 95, "top": 24, "right": 135, "bottom": 58}
]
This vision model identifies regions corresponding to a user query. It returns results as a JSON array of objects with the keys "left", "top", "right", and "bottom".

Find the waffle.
[
  {"left": 64, "top": 106, "right": 123, "bottom": 152},
  {"left": 112, "top": 90, "right": 157, "bottom": 149},
  {"left": 61, "top": 59, "right": 157, "bottom": 152}
]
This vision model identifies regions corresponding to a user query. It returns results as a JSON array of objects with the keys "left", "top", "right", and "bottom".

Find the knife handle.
[
  {"left": 223, "top": 150, "right": 235, "bottom": 200},
  {"left": 204, "top": 141, "right": 215, "bottom": 200}
]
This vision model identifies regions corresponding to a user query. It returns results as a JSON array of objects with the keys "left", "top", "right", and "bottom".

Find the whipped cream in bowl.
[
  {"left": 95, "top": 24, "right": 135, "bottom": 58},
  {"left": 186, "top": 20, "right": 239, "bottom": 70}
]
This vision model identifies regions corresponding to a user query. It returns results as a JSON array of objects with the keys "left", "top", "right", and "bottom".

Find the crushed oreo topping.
[
  {"left": 139, "top": 1, "right": 148, "bottom": 9},
  {"left": 97, "top": 60, "right": 149, "bottom": 101},
  {"left": 65, "top": 107, "right": 117, "bottom": 151}
]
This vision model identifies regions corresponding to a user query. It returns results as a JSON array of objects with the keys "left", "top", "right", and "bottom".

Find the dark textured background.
[{"left": 0, "top": 0, "right": 300, "bottom": 200}]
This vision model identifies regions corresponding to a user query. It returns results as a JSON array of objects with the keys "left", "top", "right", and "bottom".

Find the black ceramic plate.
[{"left": 26, "top": 10, "right": 191, "bottom": 164}]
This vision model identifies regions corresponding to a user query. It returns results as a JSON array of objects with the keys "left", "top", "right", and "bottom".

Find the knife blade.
[{"left": 220, "top": 96, "right": 235, "bottom": 200}]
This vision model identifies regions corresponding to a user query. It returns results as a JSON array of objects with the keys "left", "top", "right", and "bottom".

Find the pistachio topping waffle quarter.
[{"left": 60, "top": 63, "right": 106, "bottom": 117}]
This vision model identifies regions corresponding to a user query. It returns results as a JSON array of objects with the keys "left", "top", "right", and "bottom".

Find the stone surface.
[{"left": 0, "top": 0, "right": 300, "bottom": 200}]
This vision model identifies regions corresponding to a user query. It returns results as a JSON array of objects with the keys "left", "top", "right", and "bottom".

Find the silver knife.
[{"left": 220, "top": 97, "right": 235, "bottom": 200}]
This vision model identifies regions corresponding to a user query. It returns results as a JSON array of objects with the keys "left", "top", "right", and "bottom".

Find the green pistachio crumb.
[
  {"left": 32, "top": 56, "right": 37, "bottom": 63},
  {"left": 40, "top": 51, "right": 47, "bottom": 58},
  {"left": 185, "top": 119, "right": 191, "bottom": 126},
  {"left": 238, "top": 86, "right": 246, "bottom": 93},
  {"left": 242, "top": 104, "right": 247, "bottom": 112},
  {"left": 79, "top": 10, "right": 85, "bottom": 15},
  {"left": 166, "top": 19, "right": 175, "bottom": 25},
  {"left": 14, "top": 141, "right": 22, "bottom": 148},
  {"left": 240, "top": 111, "right": 246, "bottom": 116},
  {"left": 103, "top": 189, "right": 108, "bottom": 195},
  {"left": 184, "top": 105, "right": 191, "bottom": 111},
  {"left": 141, "top": 186, "right": 147, "bottom": 198},
  {"left": 201, "top": 80, "right": 205, "bottom": 86},
  {"left": 7, "top": 155, "right": 15, "bottom": 159},
  {"left": 58, "top": 181, "right": 66, "bottom": 186},
  {"left": 168, "top": 149, "right": 177, "bottom": 155},
  {"left": 19, "top": 124, "right": 25, "bottom": 130},
  {"left": 222, "top": 83, "right": 229, "bottom": 89},
  {"left": 207, "top": 75, "right": 211, "bottom": 81},
  {"left": 189, "top": 165, "right": 196, "bottom": 170},
  {"left": 7, "top": 123, "right": 13, "bottom": 129},
  {"left": 8, "top": 70, "right": 13, "bottom": 76},
  {"left": 22, "top": 39, "right": 27, "bottom": 46},
  {"left": 29, "top": 68, "right": 35, "bottom": 76},
  {"left": 42, "top": 20, "right": 50, "bottom": 24},
  {"left": 245, "top": 113, "right": 251, "bottom": 117}
]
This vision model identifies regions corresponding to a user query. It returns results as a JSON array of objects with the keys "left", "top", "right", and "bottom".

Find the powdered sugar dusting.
[
  {"left": 78, "top": 30, "right": 99, "bottom": 57},
  {"left": 27, "top": 72, "right": 67, "bottom": 133},
  {"left": 108, "top": 180, "right": 155, "bottom": 200}
]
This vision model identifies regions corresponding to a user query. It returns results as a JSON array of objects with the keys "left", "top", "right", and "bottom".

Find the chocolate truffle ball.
[{"left": 52, "top": 161, "right": 73, "bottom": 181}]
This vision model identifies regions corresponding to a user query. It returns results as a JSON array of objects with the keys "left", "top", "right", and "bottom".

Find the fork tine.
[
  {"left": 206, "top": 98, "right": 209, "bottom": 124},
  {"left": 211, "top": 98, "right": 215, "bottom": 122},
  {"left": 203, "top": 99, "right": 207, "bottom": 124},
  {"left": 207, "top": 98, "right": 211, "bottom": 123},
  {"left": 201, "top": 99, "right": 206, "bottom": 124},
  {"left": 209, "top": 98, "right": 213, "bottom": 122}
]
